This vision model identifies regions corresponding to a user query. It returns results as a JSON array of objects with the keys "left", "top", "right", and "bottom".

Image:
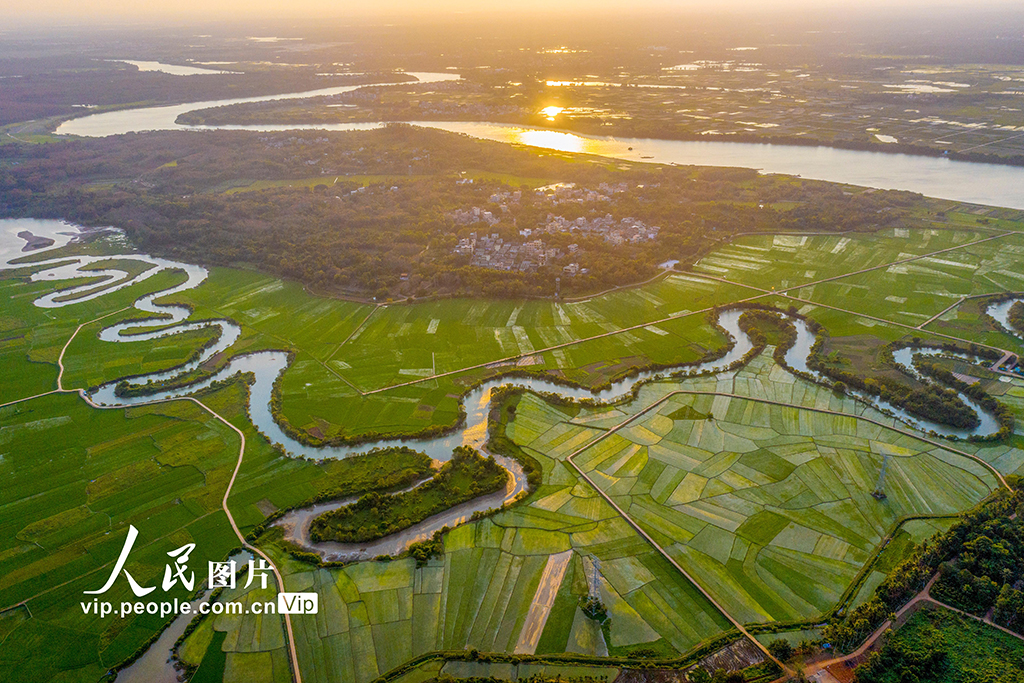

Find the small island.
[{"left": 309, "top": 445, "right": 508, "bottom": 543}]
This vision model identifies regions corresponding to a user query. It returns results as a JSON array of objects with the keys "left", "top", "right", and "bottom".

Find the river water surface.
[{"left": 53, "top": 75, "right": 1024, "bottom": 209}]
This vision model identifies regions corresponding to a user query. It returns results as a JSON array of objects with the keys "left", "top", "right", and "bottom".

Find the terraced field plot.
[
  {"left": 177, "top": 583, "right": 291, "bottom": 683},
  {"left": 228, "top": 400, "right": 736, "bottom": 683}
]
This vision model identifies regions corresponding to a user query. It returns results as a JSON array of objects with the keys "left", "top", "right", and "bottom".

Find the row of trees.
[
  {"left": 732, "top": 304, "right": 1011, "bottom": 437},
  {"left": 808, "top": 335, "right": 987, "bottom": 434},
  {"left": 0, "top": 59, "right": 406, "bottom": 126},
  {"left": 912, "top": 357, "right": 1015, "bottom": 439}
]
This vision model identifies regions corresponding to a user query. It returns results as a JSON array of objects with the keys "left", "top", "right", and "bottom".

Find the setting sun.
[{"left": 540, "top": 106, "right": 565, "bottom": 121}]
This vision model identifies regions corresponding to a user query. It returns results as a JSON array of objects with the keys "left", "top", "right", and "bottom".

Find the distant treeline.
[{"left": 562, "top": 119, "right": 1024, "bottom": 169}]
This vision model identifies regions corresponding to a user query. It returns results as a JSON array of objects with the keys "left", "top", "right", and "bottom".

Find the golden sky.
[{"left": 7, "top": 0, "right": 1006, "bottom": 24}]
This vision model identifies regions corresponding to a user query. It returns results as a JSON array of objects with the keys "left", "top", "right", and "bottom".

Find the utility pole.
[
  {"left": 586, "top": 554, "right": 602, "bottom": 599},
  {"left": 872, "top": 454, "right": 890, "bottom": 500}
]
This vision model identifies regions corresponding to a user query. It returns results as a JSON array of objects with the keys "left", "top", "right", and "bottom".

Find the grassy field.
[
  {"left": 269, "top": 273, "right": 757, "bottom": 440},
  {"left": 692, "top": 227, "right": 993, "bottom": 291},
  {"left": 791, "top": 231, "right": 1024, "bottom": 329},
  {"left": 0, "top": 263, "right": 207, "bottom": 401},
  {"left": 0, "top": 392, "right": 242, "bottom": 682},
  {"left": 52, "top": 260, "right": 759, "bottom": 442}
]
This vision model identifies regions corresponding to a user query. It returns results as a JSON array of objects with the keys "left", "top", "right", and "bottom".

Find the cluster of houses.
[
  {"left": 531, "top": 213, "right": 661, "bottom": 245},
  {"left": 453, "top": 232, "right": 584, "bottom": 276},
  {"left": 533, "top": 182, "right": 630, "bottom": 205},
  {"left": 450, "top": 206, "right": 501, "bottom": 227},
  {"left": 447, "top": 181, "right": 659, "bottom": 275}
]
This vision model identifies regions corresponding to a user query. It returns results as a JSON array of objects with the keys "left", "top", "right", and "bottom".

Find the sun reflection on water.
[{"left": 517, "top": 129, "right": 588, "bottom": 153}]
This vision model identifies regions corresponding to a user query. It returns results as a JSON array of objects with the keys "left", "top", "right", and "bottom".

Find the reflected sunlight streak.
[{"left": 516, "top": 129, "right": 588, "bottom": 153}]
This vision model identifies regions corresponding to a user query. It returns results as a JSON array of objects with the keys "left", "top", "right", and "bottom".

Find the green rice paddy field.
[
  {"left": 5, "top": 219, "right": 1024, "bottom": 683},
  {"left": 510, "top": 352, "right": 1000, "bottom": 626}
]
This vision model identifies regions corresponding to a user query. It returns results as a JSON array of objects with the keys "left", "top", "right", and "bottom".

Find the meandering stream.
[{"left": 0, "top": 218, "right": 1019, "bottom": 559}]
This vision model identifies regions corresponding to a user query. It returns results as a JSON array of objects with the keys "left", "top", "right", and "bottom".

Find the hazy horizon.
[{"left": 6, "top": 0, "right": 1024, "bottom": 28}]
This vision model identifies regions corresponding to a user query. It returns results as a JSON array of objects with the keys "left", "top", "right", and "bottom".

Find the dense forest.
[
  {"left": 930, "top": 510, "right": 1024, "bottom": 627},
  {"left": 0, "top": 125, "right": 920, "bottom": 299}
]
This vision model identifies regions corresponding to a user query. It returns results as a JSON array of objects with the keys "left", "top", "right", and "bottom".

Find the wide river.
[{"left": 53, "top": 73, "right": 1024, "bottom": 210}]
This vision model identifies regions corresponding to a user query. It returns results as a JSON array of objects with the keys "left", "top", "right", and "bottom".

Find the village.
[{"left": 449, "top": 181, "right": 661, "bottom": 274}]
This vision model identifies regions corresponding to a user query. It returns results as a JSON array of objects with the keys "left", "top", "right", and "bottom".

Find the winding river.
[
  {"left": 2, "top": 218, "right": 1021, "bottom": 559},
  {"left": 51, "top": 74, "right": 1024, "bottom": 210},
  {"left": 0, "top": 67, "right": 1017, "bottom": 681}
]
